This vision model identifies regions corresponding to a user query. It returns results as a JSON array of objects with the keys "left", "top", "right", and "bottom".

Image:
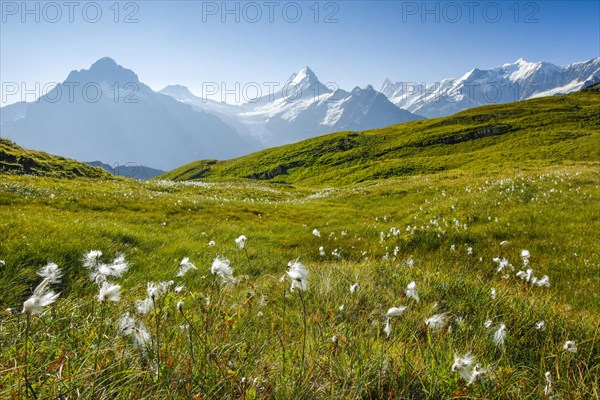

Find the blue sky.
[{"left": 1, "top": 0, "right": 598, "bottom": 104}]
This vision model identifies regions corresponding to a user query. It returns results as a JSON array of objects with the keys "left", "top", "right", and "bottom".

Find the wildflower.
[
  {"left": 467, "top": 246, "right": 473, "bottom": 255},
  {"left": 425, "top": 313, "right": 448, "bottom": 331},
  {"left": 37, "top": 262, "right": 62, "bottom": 284},
  {"left": 563, "top": 340, "right": 577, "bottom": 353},
  {"left": 147, "top": 282, "right": 163, "bottom": 300},
  {"left": 500, "top": 240, "right": 509, "bottom": 246},
  {"left": 83, "top": 250, "right": 103, "bottom": 270},
  {"left": 235, "top": 235, "right": 247, "bottom": 249},
  {"left": 331, "top": 335, "right": 338, "bottom": 344},
  {"left": 97, "top": 282, "right": 121, "bottom": 303},
  {"left": 286, "top": 259, "right": 308, "bottom": 292},
  {"left": 98, "top": 253, "right": 129, "bottom": 279},
  {"left": 211, "top": 256, "right": 235, "bottom": 283},
  {"left": 350, "top": 283, "right": 359, "bottom": 293},
  {"left": 484, "top": 319, "right": 493, "bottom": 329},
  {"left": 383, "top": 318, "right": 392, "bottom": 338},
  {"left": 208, "top": 240, "right": 216, "bottom": 246},
  {"left": 257, "top": 311, "right": 264, "bottom": 317},
  {"left": 177, "top": 257, "right": 197, "bottom": 277},
  {"left": 521, "top": 249, "right": 531, "bottom": 265},
  {"left": 177, "top": 301, "right": 184, "bottom": 312},
  {"left": 312, "top": 229, "right": 321, "bottom": 238},
  {"left": 136, "top": 298, "right": 153, "bottom": 314},
  {"left": 405, "top": 281, "right": 419, "bottom": 302},
  {"left": 544, "top": 371, "right": 552, "bottom": 396},
  {"left": 493, "top": 323, "right": 506, "bottom": 347},
  {"left": 319, "top": 246, "right": 326, "bottom": 256},
  {"left": 22, "top": 278, "right": 59, "bottom": 315},
  {"left": 118, "top": 313, "right": 136, "bottom": 336},
  {"left": 493, "top": 257, "right": 512, "bottom": 272},
  {"left": 491, "top": 288, "right": 497, "bottom": 300},
  {"left": 516, "top": 268, "right": 533, "bottom": 282},
  {"left": 451, "top": 353, "right": 474, "bottom": 382},
  {"left": 536, "top": 321, "right": 546, "bottom": 331},
  {"left": 387, "top": 306, "right": 407, "bottom": 317},
  {"left": 175, "top": 285, "right": 185, "bottom": 293},
  {"left": 133, "top": 323, "right": 152, "bottom": 350},
  {"left": 450, "top": 244, "right": 456, "bottom": 252},
  {"left": 338, "top": 304, "right": 344, "bottom": 311},
  {"left": 535, "top": 275, "right": 550, "bottom": 287},
  {"left": 0, "top": 260, "right": 4, "bottom": 266},
  {"left": 469, "top": 364, "right": 487, "bottom": 385}
]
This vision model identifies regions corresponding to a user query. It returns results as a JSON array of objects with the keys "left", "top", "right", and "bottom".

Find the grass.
[
  {"left": 0, "top": 90, "right": 599, "bottom": 398},
  {"left": 0, "top": 164, "right": 598, "bottom": 398},
  {"left": 159, "top": 89, "right": 599, "bottom": 186}
]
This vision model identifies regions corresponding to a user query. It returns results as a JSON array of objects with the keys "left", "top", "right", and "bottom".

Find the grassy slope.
[
  {"left": 159, "top": 90, "right": 600, "bottom": 185},
  {"left": 0, "top": 92, "right": 599, "bottom": 398},
  {"left": 0, "top": 138, "right": 110, "bottom": 179}
]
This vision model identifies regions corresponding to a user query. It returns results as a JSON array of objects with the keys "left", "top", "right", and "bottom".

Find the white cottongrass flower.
[
  {"left": 535, "top": 275, "right": 550, "bottom": 287},
  {"left": 350, "top": 283, "right": 359, "bottom": 294},
  {"left": 22, "top": 278, "right": 59, "bottom": 315},
  {"left": 146, "top": 282, "right": 164, "bottom": 300},
  {"left": 83, "top": 250, "right": 103, "bottom": 270},
  {"left": 467, "top": 246, "right": 473, "bottom": 255},
  {"left": 521, "top": 249, "right": 531, "bottom": 265},
  {"left": 235, "top": 235, "right": 247, "bottom": 249},
  {"left": 136, "top": 297, "right": 153, "bottom": 314},
  {"left": 535, "top": 321, "right": 546, "bottom": 331},
  {"left": 312, "top": 229, "right": 321, "bottom": 237},
  {"left": 37, "top": 262, "right": 62, "bottom": 284},
  {"left": 177, "top": 257, "right": 197, "bottom": 277},
  {"left": 97, "top": 282, "right": 121, "bottom": 303},
  {"left": 98, "top": 253, "right": 129, "bottom": 279},
  {"left": 338, "top": 304, "right": 345, "bottom": 311},
  {"left": 490, "top": 288, "right": 497, "bottom": 300},
  {"left": 286, "top": 259, "right": 308, "bottom": 292},
  {"left": 493, "top": 257, "right": 513, "bottom": 272},
  {"left": 544, "top": 371, "right": 553, "bottom": 396},
  {"left": 118, "top": 313, "right": 136, "bottom": 336},
  {"left": 208, "top": 240, "right": 216, "bottom": 247},
  {"left": 0, "top": 260, "right": 5, "bottom": 266},
  {"left": 484, "top": 319, "right": 493, "bottom": 329},
  {"left": 493, "top": 323, "right": 507, "bottom": 347},
  {"left": 177, "top": 301, "right": 184, "bottom": 312},
  {"left": 516, "top": 268, "right": 534, "bottom": 282},
  {"left": 211, "top": 256, "right": 235, "bottom": 283},
  {"left": 425, "top": 313, "right": 448, "bottom": 331},
  {"left": 451, "top": 353, "right": 474, "bottom": 382},
  {"left": 450, "top": 244, "right": 456, "bottom": 252},
  {"left": 319, "top": 246, "right": 326, "bottom": 256},
  {"left": 175, "top": 285, "right": 185, "bottom": 293},
  {"left": 563, "top": 340, "right": 577, "bottom": 353},
  {"left": 387, "top": 306, "right": 407, "bottom": 317},
  {"left": 384, "top": 318, "right": 393, "bottom": 338},
  {"left": 500, "top": 240, "right": 509, "bottom": 246},
  {"left": 405, "top": 281, "right": 419, "bottom": 303}
]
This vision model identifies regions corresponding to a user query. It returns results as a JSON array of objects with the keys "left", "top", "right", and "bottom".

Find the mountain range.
[
  {"left": 161, "top": 67, "right": 423, "bottom": 146},
  {"left": 381, "top": 57, "right": 600, "bottom": 118},
  {"left": 1, "top": 56, "right": 598, "bottom": 171}
]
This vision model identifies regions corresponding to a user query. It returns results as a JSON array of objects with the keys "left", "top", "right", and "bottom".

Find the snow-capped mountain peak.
[
  {"left": 286, "top": 66, "right": 320, "bottom": 87},
  {"left": 65, "top": 57, "right": 140, "bottom": 84},
  {"left": 381, "top": 57, "right": 600, "bottom": 118}
]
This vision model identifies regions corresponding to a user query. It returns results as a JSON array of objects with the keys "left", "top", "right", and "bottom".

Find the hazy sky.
[{"left": 1, "top": 0, "right": 598, "bottom": 105}]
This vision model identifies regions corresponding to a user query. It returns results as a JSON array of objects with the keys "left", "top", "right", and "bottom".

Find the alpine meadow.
[
  {"left": 2, "top": 1, "right": 600, "bottom": 398},
  {"left": 1, "top": 84, "right": 599, "bottom": 399}
]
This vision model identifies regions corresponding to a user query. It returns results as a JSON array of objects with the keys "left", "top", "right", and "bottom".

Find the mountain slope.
[
  {"left": 85, "top": 161, "right": 164, "bottom": 180},
  {"left": 381, "top": 57, "right": 600, "bottom": 118},
  {"left": 160, "top": 66, "right": 423, "bottom": 147},
  {"left": 158, "top": 89, "right": 599, "bottom": 185},
  {"left": 0, "top": 138, "right": 110, "bottom": 178},
  {"left": 0, "top": 57, "right": 258, "bottom": 170}
]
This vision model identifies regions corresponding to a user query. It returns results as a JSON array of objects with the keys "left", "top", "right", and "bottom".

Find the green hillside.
[
  {"left": 0, "top": 138, "right": 110, "bottom": 179},
  {"left": 159, "top": 90, "right": 600, "bottom": 185}
]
